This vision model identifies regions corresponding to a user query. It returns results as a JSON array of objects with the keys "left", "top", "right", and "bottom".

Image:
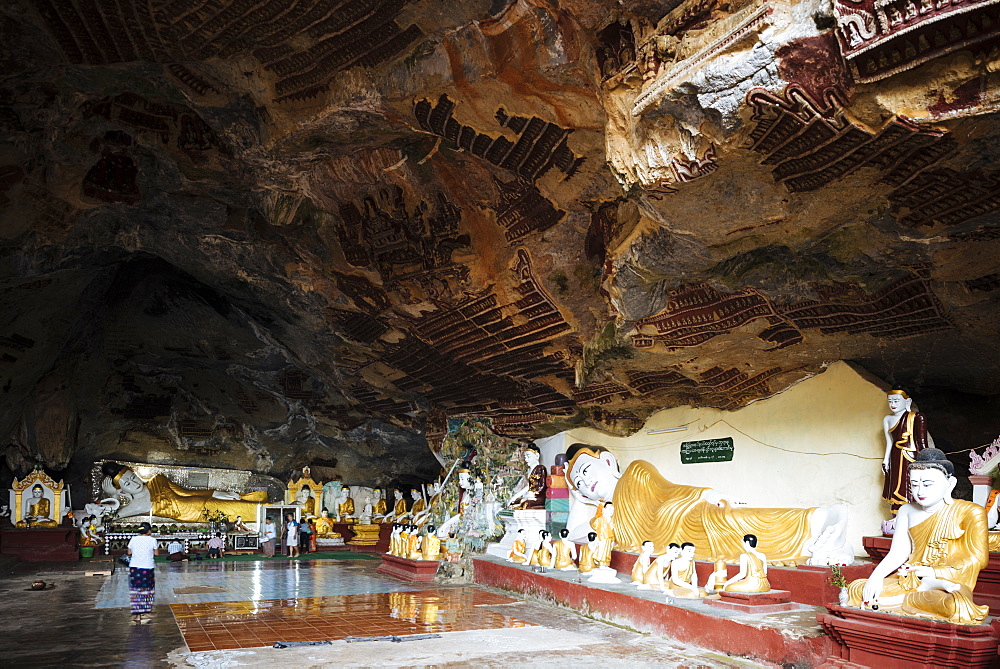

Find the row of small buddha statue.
[
  {"left": 507, "top": 528, "right": 768, "bottom": 598},
  {"left": 385, "top": 523, "right": 444, "bottom": 561}
]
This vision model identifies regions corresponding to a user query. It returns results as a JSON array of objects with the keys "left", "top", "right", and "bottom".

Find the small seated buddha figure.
[
  {"left": 421, "top": 525, "right": 442, "bottom": 561},
  {"left": 529, "top": 530, "right": 554, "bottom": 568},
  {"left": 372, "top": 489, "right": 387, "bottom": 522},
  {"left": 337, "top": 489, "right": 355, "bottom": 522},
  {"left": 722, "top": 534, "right": 770, "bottom": 593},
  {"left": 554, "top": 528, "right": 578, "bottom": 570},
  {"left": 578, "top": 531, "right": 598, "bottom": 574},
  {"left": 668, "top": 542, "right": 707, "bottom": 599},
  {"left": 314, "top": 509, "right": 337, "bottom": 536},
  {"left": 631, "top": 540, "right": 656, "bottom": 585},
  {"left": 19, "top": 485, "right": 57, "bottom": 528},
  {"left": 508, "top": 529, "right": 529, "bottom": 564},
  {"left": 406, "top": 524, "right": 422, "bottom": 560},
  {"left": 409, "top": 489, "right": 428, "bottom": 525},
  {"left": 847, "top": 448, "right": 990, "bottom": 625}
]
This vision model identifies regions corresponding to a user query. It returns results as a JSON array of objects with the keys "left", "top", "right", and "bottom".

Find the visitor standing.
[
  {"left": 262, "top": 517, "right": 277, "bottom": 557},
  {"left": 298, "top": 517, "right": 311, "bottom": 553},
  {"left": 127, "top": 522, "right": 158, "bottom": 624},
  {"left": 285, "top": 513, "right": 300, "bottom": 558}
]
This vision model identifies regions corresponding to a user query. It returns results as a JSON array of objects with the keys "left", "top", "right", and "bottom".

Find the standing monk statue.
[{"left": 882, "top": 390, "right": 930, "bottom": 516}]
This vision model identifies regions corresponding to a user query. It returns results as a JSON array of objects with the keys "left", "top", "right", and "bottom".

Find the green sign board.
[{"left": 680, "top": 437, "right": 734, "bottom": 464}]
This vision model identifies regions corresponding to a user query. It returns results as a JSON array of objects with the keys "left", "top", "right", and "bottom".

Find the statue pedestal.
[
  {"left": 817, "top": 604, "right": 1000, "bottom": 668},
  {"left": 612, "top": 549, "right": 875, "bottom": 607},
  {"left": 347, "top": 523, "right": 381, "bottom": 547},
  {"left": 0, "top": 527, "right": 78, "bottom": 562},
  {"left": 485, "top": 509, "right": 546, "bottom": 559},
  {"left": 705, "top": 589, "right": 797, "bottom": 614},
  {"left": 864, "top": 535, "right": 1000, "bottom": 616},
  {"left": 376, "top": 553, "right": 440, "bottom": 582}
]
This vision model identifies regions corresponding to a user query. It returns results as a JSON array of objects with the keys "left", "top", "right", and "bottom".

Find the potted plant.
[{"left": 829, "top": 564, "right": 849, "bottom": 605}]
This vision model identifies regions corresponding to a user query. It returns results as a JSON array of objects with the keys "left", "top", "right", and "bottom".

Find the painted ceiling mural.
[{"left": 1, "top": 0, "right": 998, "bottom": 481}]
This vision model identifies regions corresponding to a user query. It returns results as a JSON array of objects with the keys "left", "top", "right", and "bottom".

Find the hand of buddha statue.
[{"left": 861, "top": 577, "right": 883, "bottom": 607}]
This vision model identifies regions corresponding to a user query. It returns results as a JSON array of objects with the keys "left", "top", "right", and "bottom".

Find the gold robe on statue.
[
  {"left": 509, "top": 538, "right": 528, "bottom": 564},
  {"left": 148, "top": 474, "right": 267, "bottom": 523},
  {"left": 613, "top": 461, "right": 816, "bottom": 563},
  {"left": 847, "top": 499, "right": 989, "bottom": 625},
  {"left": 724, "top": 552, "right": 770, "bottom": 593},
  {"left": 554, "top": 540, "right": 576, "bottom": 569}
]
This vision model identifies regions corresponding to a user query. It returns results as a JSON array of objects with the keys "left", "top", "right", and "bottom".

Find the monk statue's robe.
[
  {"left": 410, "top": 498, "right": 427, "bottom": 523},
  {"left": 339, "top": 497, "right": 355, "bottom": 519},
  {"left": 613, "top": 461, "right": 816, "bottom": 563},
  {"left": 148, "top": 474, "right": 267, "bottom": 522},
  {"left": 393, "top": 498, "right": 408, "bottom": 519},
  {"left": 373, "top": 498, "right": 387, "bottom": 520},
  {"left": 508, "top": 537, "right": 528, "bottom": 564},
  {"left": 847, "top": 499, "right": 989, "bottom": 625},
  {"left": 421, "top": 533, "right": 441, "bottom": 561},
  {"left": 724, "top": 552, "right": 770, "bottom": 593},
  {"left": 883, "top": 410, "right": 929, "bottom": 513}
]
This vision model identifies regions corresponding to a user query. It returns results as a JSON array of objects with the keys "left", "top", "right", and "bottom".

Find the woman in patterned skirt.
[{"left": 127, "top": 522, "right": 159, "bottom": 624}]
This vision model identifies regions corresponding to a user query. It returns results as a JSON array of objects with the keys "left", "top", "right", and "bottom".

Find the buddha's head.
[
  {"left": 458, "top": 470, "right": 473, "bottom": 490},
  {"left": 909, "top": 448, "right": 956, "bottom": 508},
  {"left": 394, "top": 490, "right": 403, "bottom": 500},
  {"left": 566, "top": 443, "right": 620, "bottom": 503},
  {"left": 523, "top": 445, "right": 540, "bottom": 467},
  {"left": 31, "top": 484, "right": 43, "bottom": 499},
  {"left": 321, "top": 508, "right": 330, "bottom": 518},
  {"left": 887, "top": 390, "right": 913, "bottom": 415},
  {"left": 295, "top": 488, "right": 311, "bottom": 503},
  {"left": 410, "top": 489, "right": 421, "bottom": 500},
  {"left": 681, "top": 542, "right": 696, "bottom": 558},
  {"left": 100, "top": 463, "right": 146, "bottom": 498}
]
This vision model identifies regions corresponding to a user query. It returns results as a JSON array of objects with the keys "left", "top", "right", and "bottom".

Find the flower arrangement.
[
  {"left": 829, "top": 564, "right": 848, "bottom": 588},
  {"left": 201, "top": 508, "right": 230, "bottom": 524}
]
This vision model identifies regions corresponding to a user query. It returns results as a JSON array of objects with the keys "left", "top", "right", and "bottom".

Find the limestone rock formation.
[{"left": 0, "top": 0, "right": 998, "bottom": 485}]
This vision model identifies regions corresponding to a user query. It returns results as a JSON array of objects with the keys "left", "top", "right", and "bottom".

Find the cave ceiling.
[{"left": 1, "top": 0, "right": 999, "bottom": 481}]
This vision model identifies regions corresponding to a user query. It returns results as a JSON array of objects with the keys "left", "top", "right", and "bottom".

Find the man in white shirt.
[
  {"left": 262, "top": 518, "right": 277, "bottom": 557},
  {"left": 126, "top": 522, "right": 158, "bottom": 624}
]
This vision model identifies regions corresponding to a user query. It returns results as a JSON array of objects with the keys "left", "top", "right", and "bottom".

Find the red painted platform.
[
  {"left": 473, "top": 556, "right": 833, "bottom": 667},
  {"left": 610, "top": 549, "right": 875, "bottom": 608},
  {"left": 0, "top": 528, "right": 78, "bottom": 562},
  {"left": 864, "top": 535, "right": 1000, "bottom": 616},
  {"left": 818, "top": 604, "right": 1000, "bottom": 668},
  {"left": 376, "top": 553, "right": 440, "bottom": 582},
  {"left": 706, "top": 589, "right": 798, "bottom": 614}
]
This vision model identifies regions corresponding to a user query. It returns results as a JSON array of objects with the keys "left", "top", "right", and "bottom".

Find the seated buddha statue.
[
  {"left": 314, "top": 509, "right": 340, "bottom": 537},
  {"left": 337, "top": 490, "right": 355, "bottom": 521},
  {"left": 409, "top": 489, "right": 428, "bottom": 525},
  {"left": 100, "top": 463, "right": 267, "bottom": 522},
  {"left": 722, "top": 534, "right": 770, "bottom": 593},
  {"left": 847, "top": 448, "right": 990, "bottom": 625},
  {"left": 18, "top": 485, "right": 57, "bottom": 527},
  {"left": 565, "top": 443, "right": 851, "bottom": 565},
  {"left": 372, "top": 489, "right": 388, "bottom": 522}
]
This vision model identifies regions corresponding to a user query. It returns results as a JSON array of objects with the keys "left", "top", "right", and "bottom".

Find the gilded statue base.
[
  {"left": 347, "top": 523, "right": 381, "bottom": 546},
  {"left": 818, "top": 604, "right": 1000, "bottom": 669}
]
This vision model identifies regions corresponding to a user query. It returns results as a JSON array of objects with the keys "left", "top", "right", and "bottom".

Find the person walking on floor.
[
  {"left": 285, "top": 513, "right": 300, "bottom": 558},
  {"left": 262, "top": 517, "right": 277, "bottom": 557},
  {"left": 127, "top": 522, "right": 158, "bottom": 624}
]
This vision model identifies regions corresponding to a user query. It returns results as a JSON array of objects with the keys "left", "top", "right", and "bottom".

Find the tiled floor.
[
  {"left": 171, "top": 588, "right": 533, "bottom": 651},
  {"left": 95, "top": 559, "right": 416, "bottom": 608}
]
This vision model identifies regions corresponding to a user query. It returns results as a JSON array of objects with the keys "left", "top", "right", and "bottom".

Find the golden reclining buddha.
[
  {"left": 100, "top": 463, "right": 268, "bottom": 523},
  {"left": 564, "top": 443, "right": 852, "bottom": 565}
]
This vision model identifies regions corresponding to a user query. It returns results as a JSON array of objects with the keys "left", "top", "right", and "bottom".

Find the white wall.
[{"left": 563, "top": 361, "right": 892, "bottom": 557}]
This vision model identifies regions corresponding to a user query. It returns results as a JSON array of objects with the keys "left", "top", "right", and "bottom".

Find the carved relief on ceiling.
[{"left": 834, "top": 0, "right": 1000, "bottom": 83}]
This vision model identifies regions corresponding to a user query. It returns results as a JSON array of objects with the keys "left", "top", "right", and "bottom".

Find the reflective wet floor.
[{"left": 0, "top": 556, "right": 767, "bottom": 667}]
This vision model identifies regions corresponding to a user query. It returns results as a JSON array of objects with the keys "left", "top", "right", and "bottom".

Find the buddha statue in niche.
[
  {"left": 565, "top": 443, "right": 851, "bottom": 565},
  {"left": 100, "top": 463, "right": 267, "bottom": 522},
  {"left": 848, "top": 448, "right": 989, "bottom": 625},
  {"left": 19, "top": 484, "right": 57, "bottom": 527},
  {"left": 507, "top": 445, "right": 547, "bottom": 510}
]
